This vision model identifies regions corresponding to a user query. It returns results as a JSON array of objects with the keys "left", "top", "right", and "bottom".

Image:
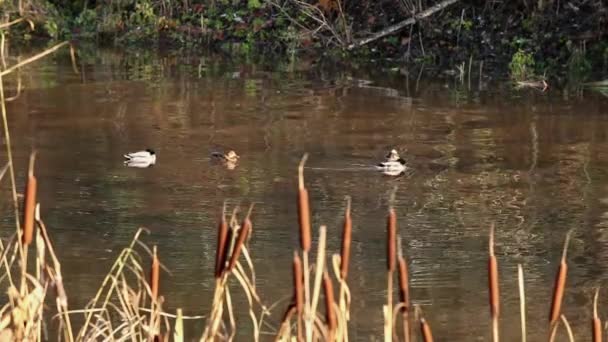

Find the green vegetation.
[
  {"left": 509, "top": 50, "right": 536, "bottom": 82},
  {"left": 1, "top": 0, "right": 607, "bottom": 81}
]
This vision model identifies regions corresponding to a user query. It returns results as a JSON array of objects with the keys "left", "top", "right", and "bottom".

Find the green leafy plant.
[{"left": 509, "top": 49, "right": 535, "bottom": 81}]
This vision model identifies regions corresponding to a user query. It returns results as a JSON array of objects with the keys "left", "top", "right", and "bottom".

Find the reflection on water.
[{"left": 2, "top": 48, "right": 608, "bottom": 340}]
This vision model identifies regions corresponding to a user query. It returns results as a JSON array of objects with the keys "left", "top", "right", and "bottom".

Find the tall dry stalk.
[
  {"left": 518, "top": 264, "right": 526, "bottom": 342},
  {"left": 338, "top": 196, "right": 352, "bottom": 341},
  {"left": 385, "top": 207, "right": 397, "bottom": 342},
  {"left": 397, "top": 238, "right": 410, "bottom": 342},
  {"left": 297, "top": 154, "right": 313, "bottom": 341}
]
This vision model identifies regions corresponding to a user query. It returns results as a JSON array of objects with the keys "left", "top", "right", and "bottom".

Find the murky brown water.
[{"left": 2, "top": 48, "right": 608, "bottom": 341}]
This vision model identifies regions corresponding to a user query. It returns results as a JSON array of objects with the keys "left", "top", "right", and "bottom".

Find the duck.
[
  {"left": 124, "top": 148, "right": 156, "bottom": 166},
  {"left": 211, "top": 150, "right": 239, "bottom": 169},
  {"left": 377, "top": 149, "right": 407, "bottom": 172}
]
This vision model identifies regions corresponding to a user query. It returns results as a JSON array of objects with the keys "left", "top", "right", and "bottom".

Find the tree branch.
[{"left": 347, "top": 0, "right": 460, "bottom": 50}]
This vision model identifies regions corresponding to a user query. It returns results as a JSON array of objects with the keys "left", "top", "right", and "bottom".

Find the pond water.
[{"left": 2, "top": 47, "right": 608, "bottom": 341}]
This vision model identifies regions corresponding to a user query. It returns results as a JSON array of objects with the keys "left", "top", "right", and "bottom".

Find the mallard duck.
[
  {"left": 211, "top": 150, "right": 239, "bottom": 169},
  {"left": 377, "top": 149, "right": 406, "bottom": 172},
  {"left": 124, "top": 149, "right": 156, "bottom": 166},
  {"left": 211, "top": 150, "right": 239, "bottom": 163}
]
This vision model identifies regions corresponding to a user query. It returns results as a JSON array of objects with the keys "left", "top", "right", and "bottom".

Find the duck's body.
[
  {"left": 376, "top": 149, "right": 407, "bottom": 173},
  {"left": 124, "top": 149, "right": 156, "bottom": 165}
]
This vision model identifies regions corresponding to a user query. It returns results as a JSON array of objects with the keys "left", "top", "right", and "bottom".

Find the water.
[{"left": 2, "top": 48, "right": 608, "bottom": 341}]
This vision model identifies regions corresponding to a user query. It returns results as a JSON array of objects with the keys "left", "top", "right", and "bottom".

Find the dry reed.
[
  {"left": 151, "top": 246, "right": 160, "bottom": 301},
  {"left": 385, "top": 207, "right": 397, "bottom": 342},
  {"left": 518, "top": 264, "right": 526, "bottom": 342}
]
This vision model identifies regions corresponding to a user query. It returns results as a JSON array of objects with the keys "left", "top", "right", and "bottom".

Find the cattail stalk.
[
  {"left": 398, "top": 238, "right": 410, "bottom": 342},
  {"left": 293, "top": 251, "right": 304, "bottom": 341},
  {"left": 151, "top": 246, "right": 160, "bottom": 301},
  {"left": 297, "top": 154, "right": 313, "bottom": 340},
  {"left": 298, "top": 154, "right": 311, "bottom": 252},
  {"left": 593, "top": 288, "right": 601, "bottom": 342},
  {"left": 22, "top": 152, "right": 37, "bottom": 246},
  {"left": 386, "top": 207, "right": 397, "bottom": 342},
  {"left": 518, "top": 264, "right": 526, "bottom": 342},
  {"left": 340, "top": 196, "right": 352, "bottom": 280},
  {"left": 214, "top": 204, "right": 229, "bottom": 278},
  {"left": 420, "top": 317, "right": 433, "bottom": 342},
  {"left": 549, "top": 230, "right": 572, "bottom": 325},
  {"left": 488, "top": 224, "right": 499, "bottom": 342}
]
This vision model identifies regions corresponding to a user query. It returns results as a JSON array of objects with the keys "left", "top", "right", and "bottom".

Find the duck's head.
[
  {"left": 145, "top": 148, "right": 156, "bottom": 155},
  {"left": 386, "top": 149, "right": 400, "bottom": 161},
  {"left": 225, "top": 150, "right": 239, "bottom": 162}
]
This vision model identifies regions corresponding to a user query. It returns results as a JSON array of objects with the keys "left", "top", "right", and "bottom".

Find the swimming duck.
[
  {"left": 211, "top": 150, "right": 238, "bottom": 162},
  {"left": 377, "top": 149, "right": 407, "bottom": 172},
  {"left": 124, "top": 149, "right": 156, "bottom": 165},
  {"left": 211, "top": 150, "right": 239, "bottom": 169}
]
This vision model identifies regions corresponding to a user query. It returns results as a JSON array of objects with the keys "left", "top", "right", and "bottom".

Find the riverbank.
[{"left": 2, "top": 1, "right": 608, "bottom": 84}]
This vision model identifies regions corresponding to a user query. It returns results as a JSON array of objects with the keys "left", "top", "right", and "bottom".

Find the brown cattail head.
[
  {"left": 151, "top": 246, "right": 160, "bottom": 301},
  {"left": 340, "top": 196, "right": 352, "bottom": 280},
  {"left": 420, "top": 317, "right": 434, "bottom": 342},
  {"left": 297, "top": 154, "right": 311, "bottom": 252},
  {"left": 214, "top": 205, "right": 229, "bottom": 278},
  {"left": 488, "top": 224, "right": 499, "bottom": 318},
  {"left": 22, "top": 152, "right": 37, "bottom": 246},
  {"left": 398, "top": 254, "right": 410, "bottom": 310},
  {"left": 293, "top": 251, "right": 304, "bottom": 315},
  {"left": 323, "top": 271, "right": 337, "bottom": 334},
  {"left": 387, "top": 208, "right": 397, "bottom": 272},
  {"left": 298, "top": 188, "right": 311, "bottom": 252},
  {"left": 227, "top": 216, "right": 252, "bottom": 271},
  {"left": 549, "top": 261, "right": 567, "bottom": 325},
  {"left": 549, "top": 230, "right": 572, "bottom": 324},
  {"left": 22, "top": 174, "right": 37, "bottom": 246}
]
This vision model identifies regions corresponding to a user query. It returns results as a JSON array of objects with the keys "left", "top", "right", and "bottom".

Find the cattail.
[
  {"left": 549, "top": 230, "right": 572, "bottom": 325},
  {"left": 214, "top": 206, "right": 229, "bottom": 278},
  {"left": 227, "top": 216, "right": 252, "bottom": 271},
  {"left": 293, "top": 251, "right": 304, "bottom": 315},
  {"left": 488, "top": 224, "right": 499, "bottom": 318},
  {"left": 420, "top": 317, "right": 434, "bottom": 342},
  {"left": 387, "top": 208, "right": 397, "bottom": 272},
  {"left": 151, "top": 246, "right": 160, "bottom": 301},
  {"left": 340, "top": 196, "right": 352, "bottom": 280},
  {"left": 298, "top": 154, "right": 311, "bottom": 252},
  {"left": 23, "top": 153, "right": 37, "bottom": 246},
  {"left": 398, "top": 254, "right": 409, "bottom": 309},
  {"left": 323, "top": 271, "right": 337, "bottom": 337},
  {"left": 593, "top": 288, "right": 601, "bottom": 342}
]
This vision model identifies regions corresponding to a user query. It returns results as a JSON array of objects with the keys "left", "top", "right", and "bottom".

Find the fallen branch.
[{"left": 347, "top": 0, "right": 460, "bottom": 50}]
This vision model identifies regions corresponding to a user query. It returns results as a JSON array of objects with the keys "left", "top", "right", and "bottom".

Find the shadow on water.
[{"left": 2, "top": 45, "right": 608, "bottom": 340}]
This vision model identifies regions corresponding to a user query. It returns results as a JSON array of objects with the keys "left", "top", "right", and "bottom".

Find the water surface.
[{"left": 2, "top": 48, "right": 608, "bottom": 341}]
